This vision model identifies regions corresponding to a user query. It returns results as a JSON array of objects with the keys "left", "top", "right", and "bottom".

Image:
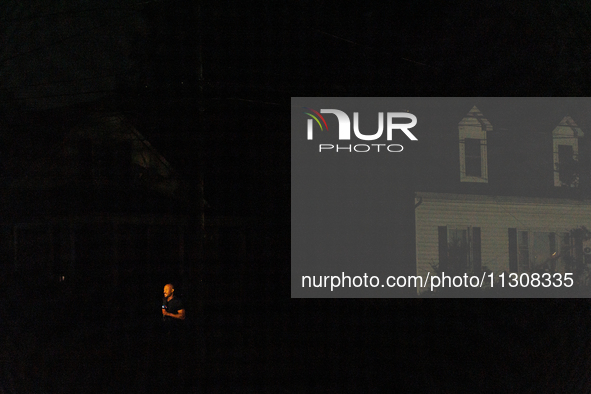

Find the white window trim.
[
  {"left": 553, "top": 138, "right": 580, "bottom": 187},
  {"left": 459, "top": 106, "right": 490, "bottom": 183},
  {"left": 460, "top": 138, "right": 488, "bottom": 182},
  {"left": 552, "top": 116, "right": 583, "bottom": 187}
]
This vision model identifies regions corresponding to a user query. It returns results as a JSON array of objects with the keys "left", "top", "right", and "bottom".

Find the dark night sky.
[
  {"left": 0, "top": 0, "right": 142, "bottom": 109},
  {"left": 1, "top": 0, "right": 590, "bottom": 109},
  {"left": 0, "top": 1, "right": 292, "bottom": 219}
]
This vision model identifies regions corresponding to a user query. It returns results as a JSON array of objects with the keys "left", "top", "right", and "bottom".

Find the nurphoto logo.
[{"left": 303, "top": 108, "right": 418, "bottom": 153}]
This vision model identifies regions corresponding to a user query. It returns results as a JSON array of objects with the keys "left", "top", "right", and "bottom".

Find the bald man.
[
  {"left": 160, "top": 283, "right": 187, "bottom": 389},
  {"left": 162, "top": 284, "right": 186, "bottom": 322}
]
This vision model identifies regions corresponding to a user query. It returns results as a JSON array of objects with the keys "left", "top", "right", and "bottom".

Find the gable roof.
[
  {"left": 458, "top": 105, "right": 492, "bottom": 130},
  {"left": 0, "top": 110, "right": 202, "bottom": 220}
]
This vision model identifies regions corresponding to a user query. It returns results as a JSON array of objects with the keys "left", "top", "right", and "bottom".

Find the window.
[
  {"left": 459, "top": 106, "right": 490, "bottom": 183},
  {"left": 518, "top": 231, "right": 557, "bottom": 272},
  {"left": 438, "top": 226, "right": 481, "bottom": 274},
  {"left": 448, "top": 228, "right": 468, "bottom": 270},
  {"left": 556, "top": 144, "right": 577, "bottom": 187},
  {"left": 464, "top": 138, "right": 482, "bottom": 177},
  {"left": 552, "top": 116, "right": 583, "bottom": 187},
  {"left": 510, "top": 229, "right": 571, "bottom": 273}
]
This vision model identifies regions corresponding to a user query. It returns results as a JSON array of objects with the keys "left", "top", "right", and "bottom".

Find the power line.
[
  {"left": 0, "top": 89, "right": 119, "bottom": 103},
  {"left": 306, "top": 26, "right": 439, "bottom": 71},
  {"left": 0, "top": 76, "right": 290, "bottom": 105},
  {"left": 0, "top": 87, "right": 285, "bottom": 111},
  {"left": 0, "top": 72, "right": 137, "bottom": 91},
  {"left": 207, "top": 97, "right": 281, "bottom": 106}
]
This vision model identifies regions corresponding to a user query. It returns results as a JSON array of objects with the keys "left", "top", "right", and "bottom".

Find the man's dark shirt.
[
  {"left": 160, "top": 295, "right": 186, "bottom": 381},
  {"left": 162, "top": 296, "right": 185, "bottom": 336}
]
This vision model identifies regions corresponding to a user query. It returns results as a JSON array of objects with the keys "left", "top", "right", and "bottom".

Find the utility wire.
[
  {"left": 306, "top": 26, "right": 439, "bottom": 71},
  {"left": 0, "top": 75, "right": 290, "bottom": 107},
  {"left": 0, "top": 72, "right": 136, "bottom": 91},
  {"left": 0, "top": 73, "right": 293, "bottom": 95},
  {"left": 0, "top": 89, "right": 120, "bottom": 102}
]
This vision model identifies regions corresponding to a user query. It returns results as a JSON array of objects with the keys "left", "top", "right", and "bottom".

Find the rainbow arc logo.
[{"left": 303, "top": 107, "right": 328, "bottom": 138}]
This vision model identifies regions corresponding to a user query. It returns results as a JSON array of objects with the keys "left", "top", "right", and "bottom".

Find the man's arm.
[{"left": 163, "top": 309, "right": 185, "bottom": 320}]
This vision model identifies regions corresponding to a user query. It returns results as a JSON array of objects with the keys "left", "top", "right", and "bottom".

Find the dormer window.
[
  {"left": 552, "top": 116, "right": 583, "bottom": 187},
  {"left": 459, "top": 106, "right": 490, "bottom": 183},
  {"left": 464, "top": 138, "right": 482, "bottom": 177}
]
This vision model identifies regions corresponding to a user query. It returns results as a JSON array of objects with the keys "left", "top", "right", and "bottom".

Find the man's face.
[{"left": 163, "top": 285, "right": 173, "bottom": 299}]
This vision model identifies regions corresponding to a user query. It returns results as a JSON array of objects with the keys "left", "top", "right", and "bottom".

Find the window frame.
[
  {"left": 459, "top": 106, "right": 490, "bottom": 183},
  {"left": 438, "top": 225, "right": 482, "bottom": 274},
  {"left": 552, "top": 116, "right": 583, "bottom": 187},
  {"left": 464, "top": 138, "right": 483, "bottom": 178},
  {"left": 514, "top": 229, "right": 571, "bottom": 274}
]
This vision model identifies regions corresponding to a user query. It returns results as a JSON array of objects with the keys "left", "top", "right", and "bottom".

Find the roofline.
[{"left": 415, "top": 191, "right": 591, "bottom": 206}]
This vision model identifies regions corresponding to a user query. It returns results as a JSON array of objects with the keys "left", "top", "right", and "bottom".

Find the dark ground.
[{"left": 2, "top": 258, "right": 591, "bottom": 393}]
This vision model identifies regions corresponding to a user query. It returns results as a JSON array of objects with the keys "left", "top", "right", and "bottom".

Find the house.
[
  {"left": 0, "top": 110, "right": 204, "bottom": 284},
  {"left": 413, "top": 101, "right": 591, "bottom": 294}
]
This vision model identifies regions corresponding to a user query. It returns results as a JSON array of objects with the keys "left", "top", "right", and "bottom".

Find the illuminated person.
[
  {"left": 160, "top": 283, "right": 187, "bottom": 388},
  {"left": 162, "top": 283, "right": 186, "bottom": 325}
]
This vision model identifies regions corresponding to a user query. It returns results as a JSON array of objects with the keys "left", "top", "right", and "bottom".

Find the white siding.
[{"left": 415, "top": 192, "right": 591, "bottom": 293}]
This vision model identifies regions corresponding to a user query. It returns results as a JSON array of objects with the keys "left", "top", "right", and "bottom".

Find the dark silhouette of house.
[{"left": 0, "top": 109, "right": 204, "bottom": 284}]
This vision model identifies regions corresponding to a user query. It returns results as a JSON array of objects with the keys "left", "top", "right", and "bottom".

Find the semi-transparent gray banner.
[{"left": 292, "top": 97, "right": 591, "bottom": 298}]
